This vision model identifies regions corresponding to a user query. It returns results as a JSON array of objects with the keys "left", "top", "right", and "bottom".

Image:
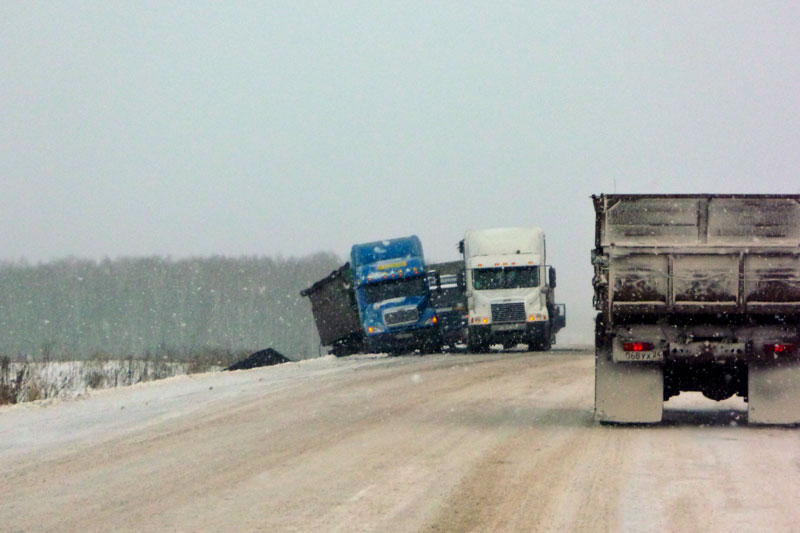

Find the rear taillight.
[
  {"left": 623, "top": 342, "right": 654, "bottom": 352},
  {"left": 764, "top": 344, "right": 795, "bottom": 355}
]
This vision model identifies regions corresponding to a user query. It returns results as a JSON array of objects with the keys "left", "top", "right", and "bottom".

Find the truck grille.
[
  {"left": 491, "top": 302, "right": 526, "bottom": 323},
  {"left": 384, "top": 308, "right": 419, "bottom": 326}
]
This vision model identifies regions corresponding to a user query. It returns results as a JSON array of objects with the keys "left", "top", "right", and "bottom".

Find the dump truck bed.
[
  {"left": 300, "top": 263, "right": 363, "bottom": 349},
  {"left": 592, "top": 194, "right": 800, "bottom": 316}
]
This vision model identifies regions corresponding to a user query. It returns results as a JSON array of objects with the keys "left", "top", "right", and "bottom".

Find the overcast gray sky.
[{"left": 2, "top": 2, "right": 799, "bottom": 344}]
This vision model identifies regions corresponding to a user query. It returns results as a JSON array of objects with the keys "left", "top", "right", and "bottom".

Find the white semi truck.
[
  {"left": 460, "top": 227, "right": 565, "bottom": 352},
  {"left": 593, "top": 194, "right": 800, "bottom": 424}
]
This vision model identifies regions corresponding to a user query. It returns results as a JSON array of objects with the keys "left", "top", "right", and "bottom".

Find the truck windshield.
[
  {"left": 363, "top": 276, "right": 426, "bottom": 304},
  {"left": 473, "top": 266, "right": 539, "bottom": 290}
]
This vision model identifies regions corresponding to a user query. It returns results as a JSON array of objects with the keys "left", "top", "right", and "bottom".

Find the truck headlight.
[{"left": 367, "top": 325, "right": 386, "bottom": 335}]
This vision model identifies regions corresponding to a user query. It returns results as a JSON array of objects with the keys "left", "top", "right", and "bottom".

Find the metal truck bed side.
[
  {"left": 300, "top": 263, "right": 363, "bottom": 349},
  {"left": 593, "top": 195, "right": 800, "bottom": 317}
]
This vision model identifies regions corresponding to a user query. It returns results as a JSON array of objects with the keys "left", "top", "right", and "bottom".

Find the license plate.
[
  {"left": 492, "top": 323, "right": 523, "bottom": 332},
  {"left": 616, "top": 351, "right": 664, "bottom": 362},
  {"left": 395, "top": 332, "right": 412, "bottom": 339}
]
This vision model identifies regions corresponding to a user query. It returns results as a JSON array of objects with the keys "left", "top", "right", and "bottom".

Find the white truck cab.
[{"left": 461, "top": 227, "right": 563, "bottom": 351}]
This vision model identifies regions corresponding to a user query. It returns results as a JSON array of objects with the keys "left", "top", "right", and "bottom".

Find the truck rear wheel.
[
  {"left": 594, "top": 316, "right": 663, "bottom": 423},
  {"left": 748, "top": 360, "right": 800, "bottom": 424}
]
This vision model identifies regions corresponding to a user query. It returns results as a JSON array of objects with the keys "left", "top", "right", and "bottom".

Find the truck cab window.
[
  {"left": 473, "top": 266, "right": 539, "bottom": 290},
  {"left": 363, "top": 276, "right": 426, "bottom": 304}
]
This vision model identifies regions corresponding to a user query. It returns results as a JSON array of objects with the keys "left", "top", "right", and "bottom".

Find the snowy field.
[{"left": 0, "top": 358, "right": 211, "bottom": 403}]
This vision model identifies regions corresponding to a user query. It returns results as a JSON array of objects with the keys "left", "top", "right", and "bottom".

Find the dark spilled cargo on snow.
[
  {"left": 592, "top": 194, "right": 800, "bottom": 424},
  {"left": 225, "top": 348, "right": 292, "bottom": 371}
]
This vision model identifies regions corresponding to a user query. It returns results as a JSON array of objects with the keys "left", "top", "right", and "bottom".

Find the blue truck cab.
[{"left": 350, "top": 235, "right": 441, "bottom": 354}]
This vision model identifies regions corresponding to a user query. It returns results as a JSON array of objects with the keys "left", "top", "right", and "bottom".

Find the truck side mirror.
[
  {"left": 458, "top": 240, "right": 465, "bottom": 254},
  {"left": 434, "top": 272, "right": 442, "bottom": 293},
  {"left": 457, "top": 269, "right": 466, "bottom": 291},
  {"left": 549, "top": 266, "right": 557, "bottom": 289}
]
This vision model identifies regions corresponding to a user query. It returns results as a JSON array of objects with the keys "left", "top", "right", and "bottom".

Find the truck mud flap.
[
  {"left": 595, "top": 346, "right": 663, "bottom": 424},
  {"left": 748, "top": 360, "right": 800, "bottom": 425}
]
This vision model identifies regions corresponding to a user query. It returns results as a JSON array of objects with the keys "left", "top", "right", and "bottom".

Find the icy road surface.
[{"left": 2, "top": 350, "right": 799, "bottom": 532}]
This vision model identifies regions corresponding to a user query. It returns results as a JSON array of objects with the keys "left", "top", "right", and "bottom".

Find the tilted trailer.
[{"left": 300, "top": 263, "right": 364, "bottom": 357}]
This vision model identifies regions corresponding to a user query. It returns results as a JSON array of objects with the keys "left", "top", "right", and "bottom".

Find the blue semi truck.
[
  {"left": 302, "top": 235, "right": 441, "bottom": 355},
  {"left": 351, "top": 235, "right": 441, "bottom": 354}
]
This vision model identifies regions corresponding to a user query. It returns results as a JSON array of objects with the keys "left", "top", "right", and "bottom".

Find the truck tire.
[
  {"left": 594, "top": 315, "right": 663, "bottom": 424},
  {"left": 528, "top": 335, "right": 552, "bottom": 352},
  {"left": 331, "top": 343, "right": 355, "bottom": 357},
  {"left": 748, "top": 360, "right": 800, "bottom": 424},
  {"left": 468, "top": 340, "right": 489, "bottom": 353},
  {"left": 422, "top": 338, "right": 443, "bottom": 355},
  {"left": 528, "top": 325, "right": 553, "bottom": 352},
  {"left": 528, "top": 340, "right": 545, "bottom": 351},
  {"left": 467, "top": 328, "right": 490, "bottom": 353}
]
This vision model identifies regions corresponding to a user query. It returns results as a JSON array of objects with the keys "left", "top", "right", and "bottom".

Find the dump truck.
[
  {"left": 592, "top": 194, "right": 800, "bottom": 424},
  {"left": 460, "top": 227, "right": 566, "bottom": 352}
]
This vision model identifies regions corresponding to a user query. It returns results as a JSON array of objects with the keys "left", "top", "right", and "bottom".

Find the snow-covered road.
[{"left": 2, "top": 350, "right": 799, "bottom": 532}]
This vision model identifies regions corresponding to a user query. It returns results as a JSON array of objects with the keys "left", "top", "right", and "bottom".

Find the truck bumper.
[
  {"left": 472, "top": 322, "right": 547, "bottom": 345},
  {"left": 365, "top": 325, "right": 441, "bottom": 355},
  {"left": 601, "top": 323, "right": 800, "bottom": 423}
]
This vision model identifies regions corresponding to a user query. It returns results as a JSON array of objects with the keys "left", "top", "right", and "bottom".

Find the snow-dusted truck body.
[
  {"left": 462, "top": 227, "right": 566, "bottom": 352},
  {"left": 592, "top": 194, "right": 800, "bottom": 424}
]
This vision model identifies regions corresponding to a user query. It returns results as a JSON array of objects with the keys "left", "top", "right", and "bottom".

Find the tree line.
[{"left": 0, "top": 253, "right": 341, "bottom": 361}]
